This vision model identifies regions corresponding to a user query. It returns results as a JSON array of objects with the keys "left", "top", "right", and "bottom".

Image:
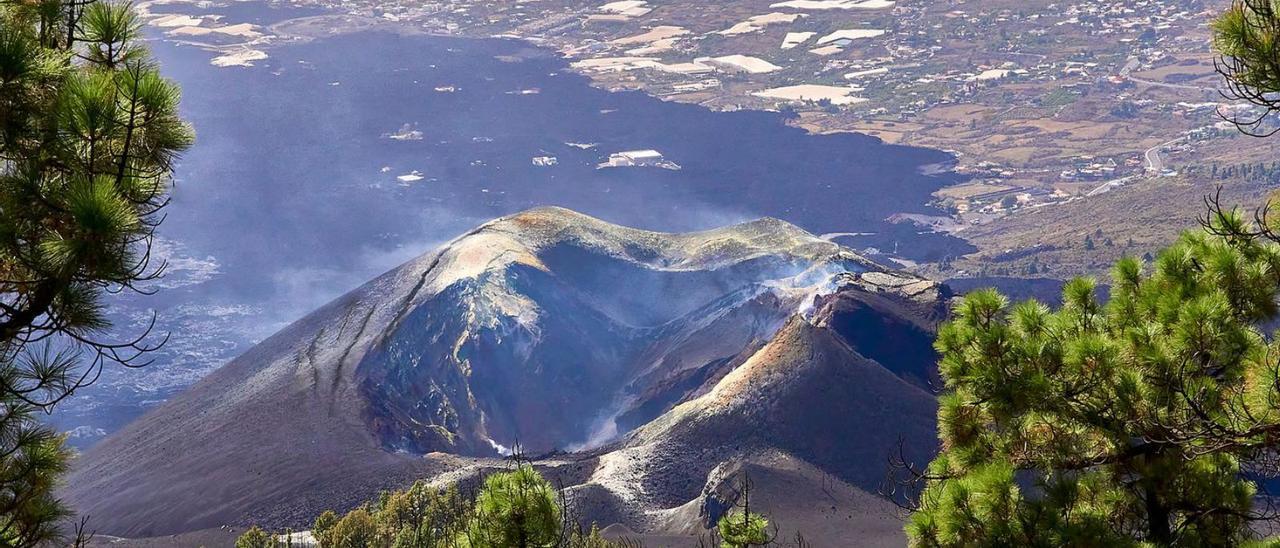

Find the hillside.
[{"left": 64, "top": 207, "right": 945, "bottom": 543}]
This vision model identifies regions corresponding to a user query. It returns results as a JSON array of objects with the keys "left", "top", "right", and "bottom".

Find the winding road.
[
  {"left": 1083, "top": 58, "right": 1220, "bottom": 198},
  {"left": 1144, "top": 136, "right": 1187, "bottom": 173},
  {"left": 1085, "top": 136, "right": 1187, "bottom": 197}
]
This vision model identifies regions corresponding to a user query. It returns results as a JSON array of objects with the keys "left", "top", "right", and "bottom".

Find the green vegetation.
[
  {"left": 1039, "top": 88, "right": 1079, "bottom": 109},
  {"left": 717, "top": 511, "right": 770, "bottom": 548},
  {"left": 1214, "top": 0, "right": 1280, "bottom": 135},
  {"left": 705, "top": 475, "right": 780, "bottom": 548},
  {"left": 235, "top": 526, "right": 297, "bottom": 548},
  {"left": 246, "top": 466, "right": 789, "bottom": 547},
  {"left": 309, "top": 482, "right": 469, "bottom": 547},
  {"left": 0, "top": 0, "right": 191, "bottom": 544},
  {"left": 1196, "top": 161, "right": 1280, "bottom": 183},
  {"left": 465, "top": 465, "right": 562, "bottom": 547},
  {"left": 905, "top": 201, "right": 1280, "bottom": 546},
  {"left": 246, "top": 465, "right": 629, "bottom": 548}
]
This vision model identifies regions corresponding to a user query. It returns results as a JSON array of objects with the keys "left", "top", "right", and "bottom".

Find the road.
[
  {"left": 1118, "top": 55, "right": 1218, "bottom": 93},
  {"left": 1084, "top": 136, "right": 1186, "bottom": 197},
  {"left": 1128, "top": 76, "right": 1217, "bottom": 93},
  {"left": 1086, "top": 175, "right": 1137, "bottom": 197},
  {"left": 1081, "top": 57, "right": 1217, "bottom": 198},
  {"left": 1144, "top": 136, "right": 1187, "bottom": 173}
]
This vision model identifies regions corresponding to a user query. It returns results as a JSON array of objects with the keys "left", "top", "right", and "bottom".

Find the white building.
[{"left": 598, "top": 150, "right": 681, "bottom": 169}]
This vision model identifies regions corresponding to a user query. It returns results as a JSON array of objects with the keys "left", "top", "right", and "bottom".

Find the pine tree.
[
  {"left": 304, "top": 468, "right": 634, "bottom": 548},
  {"left": 718, "top": 511, "right": 770, "bottom": 548},
  {"left": 715, "top": 475, "right": 775, "bottom": 548},
  {"left": 1214, "top": 0, "right": 1280, "bottom": 135},
  {"left": 0, "top": 1, "right": 191, "bottom": 543},
  {"left": 462, "top": 465, "right": 563, "bottom": 548},
  {"left": 235, "top": 526, "right": 279, "bottom": 548},
  {"left": 905, "top": 201, "right": 1280, "bottom": 546},
  {"left": 325, "top": 508, "right": 378, "bottom": 548},
  {"left": 313, "top": 510, "right": 339, "bottom": 543}
]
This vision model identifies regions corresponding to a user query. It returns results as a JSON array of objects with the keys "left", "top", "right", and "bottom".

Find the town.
[{"left": 137, "top": 0, "right": 1274, "bottom": 278}]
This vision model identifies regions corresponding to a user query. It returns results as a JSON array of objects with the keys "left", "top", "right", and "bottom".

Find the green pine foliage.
[
  {"left": 234, "top": 525, "right": 296, "bottom": 548},
  {"left": 1213, "top": 1, "right": 1280, "bottom": 134},
  {"left": 311, "top": 483, "right": 468, "bottom": 548},
  {"left": 717, "top": 510, "right": 770, "bottom": 548},
  {"left": 245, "top": 466, "right": 631, "bottom": 548},
  {"left": 711, "top": 474, "right": 776, "bottom": 548},
  {"left": 0, "top": 1, "right": 190, "bottom": 545},
  {"left": 325, "top": 508, "right": 379, "bottom": 548},
  {"left": 462, "top": 465, "right": 562, "bottom": 548},
  {"left": 233, "top": 526, "right": 271, "bottom": 548},
  {"left": 313, "top": 510, "right": 339, "bottom": 542},
  {"left": 1214, "top": 1, "right": 1280, "bottom": 93},
  {"left": 907, "top": 205, "right": 1280, "bottom": 546}
]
